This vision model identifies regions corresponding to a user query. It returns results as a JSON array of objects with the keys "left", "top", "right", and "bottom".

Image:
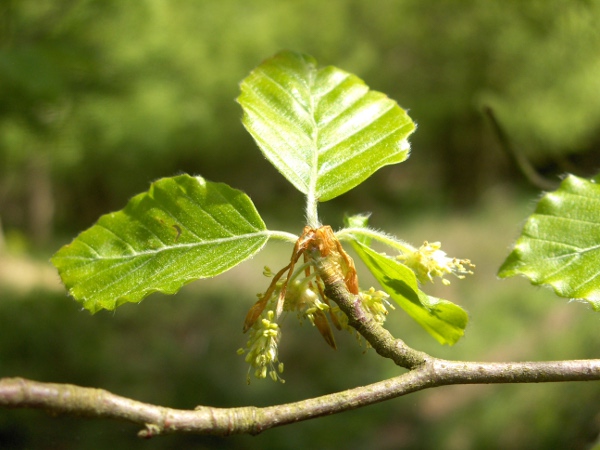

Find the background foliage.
[
  {"left": 1, "top": 1, "right": 600, "bottom": 449},
  {"left": 2, "top": 0, "right": 600, "bottom": 239}
]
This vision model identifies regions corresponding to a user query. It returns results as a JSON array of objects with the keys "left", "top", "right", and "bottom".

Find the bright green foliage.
[
  {"left": 52, "top": 175, "right": 269, "bottom": 313},
  {"left": 50, "top": 50, "right": 471, "bottom": 350},
  {"left": 237, "top": 50, "right": 415, "bottom": 204},
  {"left": 499, "top": 175, "right": 600, "bottom": 311},
  {"left": 350, "top": 241, "right": 468, "bottom": 345}
]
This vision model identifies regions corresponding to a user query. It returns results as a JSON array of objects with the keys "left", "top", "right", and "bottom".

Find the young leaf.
[
  {"left": 52, "top": 175, "right": 269, "bottom": 313},
  {"left": 238, "top": 50, "right": 416, "bottom": 202},
  {"left": 350, "top": 241, "right": 468, "bottom": 345},
  {"left": 499, "top": 175, "right": 600, "bottom": 311}
]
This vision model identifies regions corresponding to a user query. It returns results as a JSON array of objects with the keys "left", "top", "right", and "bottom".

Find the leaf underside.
[
  {"left": 350, "top": 241, "right": 468, "bottom": 345},
  {"left": 52, "top": 174, "right": 268, "bottom": 313},
  {"left": 237, "top": 50, "right": 416, "bottom": 202},
  {"left": 499, "top": 175, "right": 600, "bottom": 311}
]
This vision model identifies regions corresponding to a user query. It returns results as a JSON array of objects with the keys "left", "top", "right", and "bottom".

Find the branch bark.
[
  {"left": 1, "top": 260, "right": 599, "bottom": 438},
  {"left": 2, "top": 358, "right": 599, "bottom": 438}
]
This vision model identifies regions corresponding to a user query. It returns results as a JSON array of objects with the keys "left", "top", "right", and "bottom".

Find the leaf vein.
[{"left": 60, "top": 232, "right": 269, "bottom": 261}]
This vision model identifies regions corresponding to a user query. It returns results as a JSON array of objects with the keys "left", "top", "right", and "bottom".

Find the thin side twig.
[{"left": 484, "top": 106, "right": 559, "bottom": 191}]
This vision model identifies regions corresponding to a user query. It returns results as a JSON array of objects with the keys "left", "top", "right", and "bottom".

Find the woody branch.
[{"left": 1, "top": 269, "right": 599, "bottom": 438}]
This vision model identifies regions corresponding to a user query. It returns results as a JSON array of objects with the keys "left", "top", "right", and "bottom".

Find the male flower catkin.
[
  {"left": 240, "top": 226, "right": 388, "bottom": 382},
  {"left": 238, "top": 309, "right": 284, "bottom": 383},
  {"left": 398, "top": 241, "right": 474, "bottom": 285}
]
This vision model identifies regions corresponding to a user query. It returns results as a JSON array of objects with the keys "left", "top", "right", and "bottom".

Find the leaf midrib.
[{"left": 58, "top": 231, "right": 270, "bottom": 261}]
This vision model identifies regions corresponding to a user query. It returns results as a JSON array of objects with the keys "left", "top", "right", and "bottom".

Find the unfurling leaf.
[
  {"left": 238, "top": 50, "right": 416, "bottom": 202},
  {"left": 350, "top": 241, "right": 468, "bottom": 345},
  {"left": 499, "top": 175, "right": 600, "bottom": 311},
  {"left": 52, "top": 175, "right": 269, "bottom": 313}
]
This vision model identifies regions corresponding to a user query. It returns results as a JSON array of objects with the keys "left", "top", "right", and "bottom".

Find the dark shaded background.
[{"left": 1, "top": 1, "right": 600, "bottom": 449}]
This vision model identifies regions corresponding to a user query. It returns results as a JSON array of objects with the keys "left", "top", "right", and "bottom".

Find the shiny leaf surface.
[
  {"left": 499, "top": 175, "right": 600, "bottom": 311},
  {"left": 238, "top": 50, "right": 415, "bottom": 202},
  {"left": 52, "top": 175, "right": 269, "bottom": 313}
]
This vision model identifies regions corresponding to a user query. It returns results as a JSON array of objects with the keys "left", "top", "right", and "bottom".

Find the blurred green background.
[{"left": 1, "top": 0, "right": 600, "bottom": 449}]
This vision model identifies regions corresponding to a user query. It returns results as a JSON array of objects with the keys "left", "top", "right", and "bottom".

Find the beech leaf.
[
  {"left": 238, "top": 50, "right": 415, "bottom": 202},
  {"left": 52, "top": 175, "right": 269, "bottom": 313},
  {"left": 499, "top": 175, "right": 600, "bottom": 311}
]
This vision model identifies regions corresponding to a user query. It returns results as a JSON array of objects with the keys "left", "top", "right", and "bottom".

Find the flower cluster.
[
  {"left": 239, "top": 266, "right": 338, "bottom": 382},
  {"left": 397, "top": 241, "right": 474, "bottom": 285},
  {"left": 237, "top": 309, "right": 284, "bottom": 383},
  {"left": 285, "top": 278, "right": 331, "bottom": 323},
  {"left": 239, "top": 226, "right": 474, "bottom": 383},
  {"left": 359, "top": 287, "right": 395, "bottom": 325},
  {"left": 332, "top": 287, "right": 393, "bottom": 346},
  {"left": 239, "top": 263, "right": 398, "bottom": 381}
]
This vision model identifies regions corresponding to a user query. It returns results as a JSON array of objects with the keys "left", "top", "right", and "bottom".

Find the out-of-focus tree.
[
  {"left": 2, "top": 0, "right": 599, "bottom": 236},
  {"left": 345, "top": 0, "right": 600, "bottom": 205},
  {"left": 0, "top": 0, "right": 119, "bottom": 242}
]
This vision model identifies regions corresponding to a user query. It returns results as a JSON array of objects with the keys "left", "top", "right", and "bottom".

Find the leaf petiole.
[
  {"left": 336, "top": 227, "right": 415, "bottom": 255},
  {"left": 266, "top": 230, "right": 300, "bottom": 244}
]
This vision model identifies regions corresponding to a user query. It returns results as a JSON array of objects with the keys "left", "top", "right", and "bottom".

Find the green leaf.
[
  {"left": 52, "top": 174, "right": 269, "bottom": 313},
  {"left": 238, "top": 50, "right": 416, "bottom": 202},
  {"left": 350, "top": 241, "right": 468, "bottom": 345},
  {"left": 499, "top": 175, "right": 600, "bottom": 311}
]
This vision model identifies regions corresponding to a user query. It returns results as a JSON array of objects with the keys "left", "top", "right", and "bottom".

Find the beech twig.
[{"left": 484, "top": 106, "right": 559, "bottom": 191}]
